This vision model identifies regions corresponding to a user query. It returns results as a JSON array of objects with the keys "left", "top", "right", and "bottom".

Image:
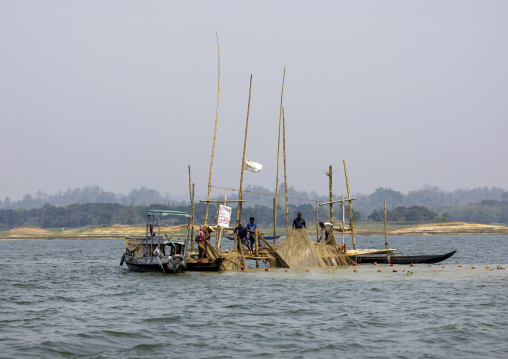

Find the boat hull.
[
  {"left": 357, "top": 250, "right": 457, "bottom": 264},
  {"left": 124, "top": 255, "right": 185, "bottom": 273},
  {"left": 186, "top": 257, "right": 225, "bottom": 271}
]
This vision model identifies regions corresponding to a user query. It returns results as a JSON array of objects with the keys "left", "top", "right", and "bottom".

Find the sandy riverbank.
[{"left": 1, "top": 222, "right": 508, "bottom": 240}]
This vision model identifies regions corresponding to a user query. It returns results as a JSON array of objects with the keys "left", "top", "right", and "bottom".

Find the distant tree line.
[
  {"left": 446, "top": 200, "right": 508, "bottom": 224},
  {"left": 0, "top": 201, "right": 360, "bottom": 231},
  {"left": 1, "top": 184, "right": 507, "bottom": 226},
  {"left": 0, "top": 186, "right": 185, "bottom": 211},
  {"left": 367, "top": 206, "right": 450, "bottom": 224}
]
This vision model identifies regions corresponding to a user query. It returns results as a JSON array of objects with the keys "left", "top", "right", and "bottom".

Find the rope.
[{"left": 210, "top": 185, "right": 319, "bottom": 202}]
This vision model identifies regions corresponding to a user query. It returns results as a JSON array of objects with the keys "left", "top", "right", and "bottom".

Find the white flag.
[{"left": 245, "top": 159, "right": 263, "bottom": 173}]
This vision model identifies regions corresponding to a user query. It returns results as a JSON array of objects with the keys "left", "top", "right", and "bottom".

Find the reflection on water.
[{"left": 0, "top": 235, "right": 507, "bottom": 358}]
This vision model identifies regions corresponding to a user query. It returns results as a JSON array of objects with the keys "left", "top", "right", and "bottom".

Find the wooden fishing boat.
[
  {"left": 120, "top": 210, "right": 191, "bottom": 273},
  {"left": 356, "top": 250, "right": 457, "bottom": 264},
  {"left": 186, "top": 257, "right": 225, "bottom": 271}
]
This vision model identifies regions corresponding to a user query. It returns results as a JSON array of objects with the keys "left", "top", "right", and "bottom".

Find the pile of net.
[
  {"left": 259, "top": 228, "right": 352, "bottom": 269},
  {"left": 205, "top": 242, "right": 246, "bottom": 271},
  {"left": 124, "top": 237, "right": 143, "bottom": 257}
]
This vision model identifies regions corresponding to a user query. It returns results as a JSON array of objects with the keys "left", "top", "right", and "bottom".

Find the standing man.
[
  {"left": 292, "top": 212, "right": 306, "bottom": 229},
  {"left": 318, "top": 221, "right": 333, "bottom": 242},
  {"left": 234, "top": 222, "right": 249, "bottom": 253},
  {"left": 197, "top": 225, "right": 213, "bottom": 261},
  {"left": 245, "top": 217, "right": 258, "bottom": 255}
]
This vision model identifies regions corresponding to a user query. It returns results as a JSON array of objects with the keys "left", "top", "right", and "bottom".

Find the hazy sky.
[{"left": 1, "top": 1, "right": 507, "bottom": 202}]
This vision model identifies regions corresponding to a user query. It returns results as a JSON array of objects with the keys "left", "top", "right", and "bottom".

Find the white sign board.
[{"left": 217, "top": 205, "right": 232, "bottom": 227}]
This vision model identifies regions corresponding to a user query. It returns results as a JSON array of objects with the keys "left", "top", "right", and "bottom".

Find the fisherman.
[
  {"left": 234, "top": 222, "right": 249, "bottom": 252},
  {"left": 318, "top": 221, "right": 333, "bottom": 242},
  {"left": 197, "top": 224, "right": 213, "bottom": 261},
  {"left": 245, "top": 217, "right": 258, "bottom": 255},
  {"left": 292, "top": 212, "right": 306, "bottom": 229}
]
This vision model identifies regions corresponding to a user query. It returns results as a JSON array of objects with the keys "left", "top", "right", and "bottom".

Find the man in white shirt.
[{"left": 318, "top": 221, "right": 333, "bottom": 242}]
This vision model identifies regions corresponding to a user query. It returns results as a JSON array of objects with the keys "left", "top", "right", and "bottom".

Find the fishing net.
[
  {"left": 314, "top": 234, "right": 352, "bottom": 266},
  {"left": 269, "top": 228, "right": 325, "bottom": 268},
  {"left": 257, "top": 229, "right": 351, "bottom": 269},
  {"left": 205, "top": 242, "right": 246, "bottom": 271},
  {"left": 124, "top": 237, "right": 143, "bottom": 257}
]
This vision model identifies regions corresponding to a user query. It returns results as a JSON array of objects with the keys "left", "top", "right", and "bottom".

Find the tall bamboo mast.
[
  {"left": 205, "top": 31, "right": 221, "bottom": 225},
  {"left": 274, "top": 68, "right": 285, "bottom": 239},
  {"left": 384, "top": 201, "right": 391, "bottom": 264},
  {"left": 343, "top": 159, "right": 356, "bottom": 250},
  {"left": 237, "top": 75, "right": 252, "bottom": 227},
  {"left": 188, "top": 165, "right": 193, "bottom": 251},
  {"left": 328, "top": 165, "right": 333, "bottom": 224},
  {"left": 282, "top": 108, "right": 289, "bottom": 237},
  {"left": 191, "top": 184, "right": 195, "bottom": 245},
  {"left": 341, "top": 192, "right": 345, "bottom": 248},
  {"left": 315, "top": 201, "right": 319, "bottom": 240}
]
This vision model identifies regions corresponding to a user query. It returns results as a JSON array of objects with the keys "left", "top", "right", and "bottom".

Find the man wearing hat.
[{"left": 197, "top": 224, "right": 213, "bottom": 261}]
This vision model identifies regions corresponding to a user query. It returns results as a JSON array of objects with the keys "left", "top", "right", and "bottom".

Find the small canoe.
[{"left": 356, "top": 250, "right": 457, "bottom": 264}]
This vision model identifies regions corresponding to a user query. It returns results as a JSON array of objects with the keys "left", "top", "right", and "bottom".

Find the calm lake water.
[{"left": 1, "top": 235, "right": 507, "bottom": 358}]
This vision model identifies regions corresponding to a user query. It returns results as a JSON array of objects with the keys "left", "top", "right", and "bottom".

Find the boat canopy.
[{"left": 147, "top": 210, "right": 191, "bottom": 217}]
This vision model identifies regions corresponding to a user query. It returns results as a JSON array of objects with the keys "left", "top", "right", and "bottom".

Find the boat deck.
[{"left": 346, "top": 248, "right": 397, "bottom": 256}]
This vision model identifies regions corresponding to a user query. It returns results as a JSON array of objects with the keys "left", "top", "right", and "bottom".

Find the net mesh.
[
  {"left": 124, "top": 237, "right": 143, "bottom": 257},
  {"left": 189, "top": 228, "right": 351, "bottom": 271},
  {"left": 205, "top": 242, "right": 246, "bottom": 271},
  {"left": 260, "top": 229, "right": 352, "bottom": 269}
]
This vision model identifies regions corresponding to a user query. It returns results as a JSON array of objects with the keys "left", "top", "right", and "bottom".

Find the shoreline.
[{"left": 1, "top": 222, "right": 508, "bottom": 241}]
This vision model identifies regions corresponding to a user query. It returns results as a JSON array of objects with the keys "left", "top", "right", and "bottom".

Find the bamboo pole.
[
  {"left": 319, "top": 198, "right": 356, "bottom": 206},
  {"left": 200, "top": 200, "right": 245, "bottom": 203},
  {"left": 188, "top": 165, "right": 192, "bottom": 251},
  {"left": 342, "top": 192, "right": 345, "bottom": 249},
  {"left": 205, "top": 31, "right": 221, "bottom": 225},
  {"left": 216, "top": 194, "right": 227, "bottom": 250},
  {"left": 384, "top": 201, "right": 390, "bottom": 264},
  {"left": 282, "top": 108, "right": 289, "bottom": 237},
  {"left": 328, "top": 165, "right": 333, "bottom": 225},
  {"left": 274, "top": 68, "right": 285, "bottom": 240},
  {"left": 237, "top": 75, "right": 252, "bottom": 228},
  {"left": 315, "top": 201, "right": 319, "bottom": 241},
  {"left": 343, "top": 160, "right": 356, "bottom": 250},
  {"left": 191, "top": 184, "right": 195, "bottom": 249},
  {"left": 273, "top": 198, "right": 277, "bottom": 242},
  {"left": 255, "top": 230, "right": 259, "bottom": 268}
]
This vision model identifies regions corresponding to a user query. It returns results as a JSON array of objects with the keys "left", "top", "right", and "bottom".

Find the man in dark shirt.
[
  {"left": 292, "top": 212, "right": 306, "bottom": 229},
  {"left": 234, "top": 222, "right": 249, "bottom": 251}
]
